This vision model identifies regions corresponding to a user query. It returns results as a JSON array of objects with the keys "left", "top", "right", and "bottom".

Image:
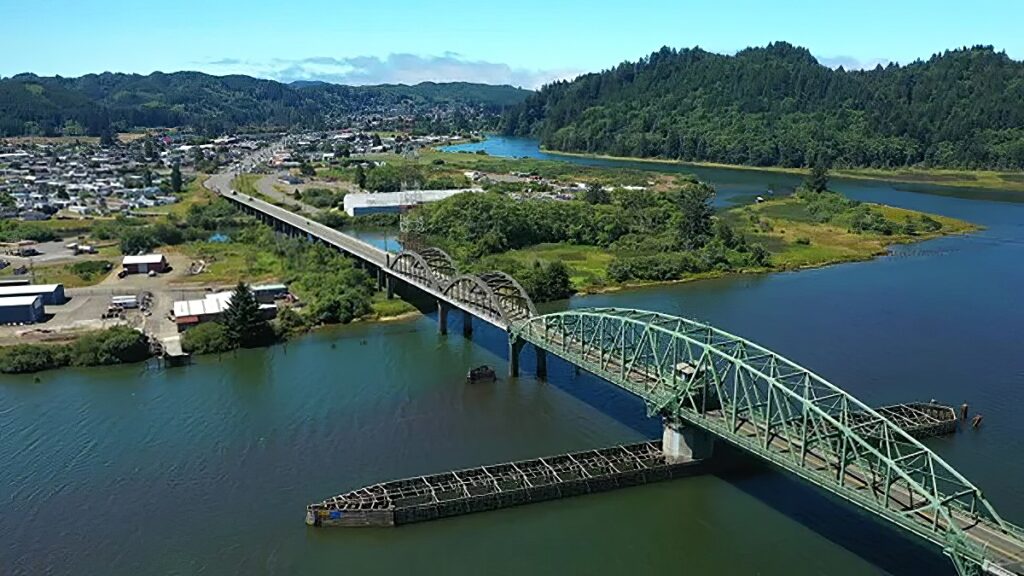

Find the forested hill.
[
  {"left": 502, "top": 43, "right": 1024, "bottom": 170},
  {"left": 0, "top": 72, "right": 532, "bottom": 137}
]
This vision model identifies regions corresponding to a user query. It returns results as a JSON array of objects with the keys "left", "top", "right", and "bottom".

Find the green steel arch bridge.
[
  {"left": 212, "top": 172, "right": 1023, "bottom": 575},
  {"left": 508, "top": 308, "right": 1024, "bottom": 576}
]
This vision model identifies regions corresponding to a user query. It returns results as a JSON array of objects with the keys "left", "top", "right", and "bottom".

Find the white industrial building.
[{"left": 343, "top": 189, "right": 479, "bottom": 217}]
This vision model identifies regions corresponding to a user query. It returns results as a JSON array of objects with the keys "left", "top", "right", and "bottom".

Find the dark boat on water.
[{"left": 467, "top": 365, "right": 497, "bottom": 384}]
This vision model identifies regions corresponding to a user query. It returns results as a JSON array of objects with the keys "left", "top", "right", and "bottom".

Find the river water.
[{"left": 3, "top": 138, "right": 1023, "bottom": 575}]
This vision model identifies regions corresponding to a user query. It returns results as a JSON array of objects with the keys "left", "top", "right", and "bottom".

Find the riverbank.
[{"left": 541, "top": 148, "right": 1024, "bottom": 194}]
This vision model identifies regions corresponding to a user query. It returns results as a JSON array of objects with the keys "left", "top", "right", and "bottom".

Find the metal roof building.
[
  {"left": 0, "top": 295, "right": 44, "bottom": 325},
  {"left": 0, "top": 283, "right": 66, "bottom": 305},
  {"left": 172, "top": 291, "right": 277, "bottom": 331},
  {"left": 343, "top": 189, "right": 480, "bottom": 217},
  {"left": 122, "top": 254, "right": 168, "bottom": 274}
]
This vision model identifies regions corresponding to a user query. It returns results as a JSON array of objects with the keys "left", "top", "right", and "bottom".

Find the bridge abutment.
[{"left": 662, "top": 421, "right": 714, "bottom": 463}]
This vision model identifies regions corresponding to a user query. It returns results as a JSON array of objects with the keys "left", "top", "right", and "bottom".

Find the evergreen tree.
[
  {"left": 144, "top": 138, "right": 155, "bottom": 161},
  {"left": 676, "top": 184, "right": 715, "bottom": 249},
  {"left": 354, "top": 165, "right": 367, "bottom": 189},
  {"left": 582, "top": 182, "right": 611, "bottom": 204},
  {"left": 170, "top": 163, "right": 182, "bottom": 193},
  {"left": 222, "top": 283, "right": 273, "bottom": 348},
  {"left": 99, "top": 125, "right": 116, "bottom": 147},
  {"left": 143, "top": 168, "right": 153, "bottom": 187},
  {"left": 805, "top": 164, "right": 830, "bottom": 193}
]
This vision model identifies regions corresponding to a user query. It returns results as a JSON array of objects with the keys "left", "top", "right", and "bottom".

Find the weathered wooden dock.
[
  {"left": 863, "top": 402, "right": 959, "bottom": 439},
  {"left": 306, "top": 440, "right": 709, "bottom": 527},
  {"left": 306, "top": 402, "right": 960, "bottom": 528}
]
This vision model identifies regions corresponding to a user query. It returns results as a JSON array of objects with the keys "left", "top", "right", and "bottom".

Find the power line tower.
[{"left": 399, "top": 190, "right": 425, "bottom": 253}]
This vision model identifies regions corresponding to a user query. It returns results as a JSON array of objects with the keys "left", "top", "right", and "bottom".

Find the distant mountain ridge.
[
  {"left": 502, "top": 43, "right": 1024, "bottom": 170},
  {"left": 0, "top": 71, "right": 533, "bottom": 136}
]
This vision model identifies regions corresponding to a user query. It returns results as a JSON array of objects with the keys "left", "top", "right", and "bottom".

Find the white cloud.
[
  {"left": 816, "top": 55, "right": 891, "bottom": 70},
  {"left": 207, "top": 53, "right": 580, "bottom": 89}
]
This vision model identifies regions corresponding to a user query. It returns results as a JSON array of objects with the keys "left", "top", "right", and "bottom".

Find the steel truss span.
[
  {"left": 389, "top": 248, "right": 536, "bottom": 327},
  {"left": 511, "top": 308, "right": 1024, "bottom": 576}
]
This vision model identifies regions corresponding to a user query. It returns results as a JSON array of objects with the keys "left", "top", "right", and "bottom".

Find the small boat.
[{"left": 467, "top": 365, "right": 497, "bottom": 384}]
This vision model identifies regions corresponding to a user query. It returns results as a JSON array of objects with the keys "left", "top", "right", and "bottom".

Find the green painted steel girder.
[{"left": 510, "top": 307, "right": 1024, "bottom": 575}]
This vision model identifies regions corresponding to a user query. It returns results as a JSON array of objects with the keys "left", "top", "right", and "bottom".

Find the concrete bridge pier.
[
  {"left": 535, "top": 346, "right": 547, "bottom": 380},
  {"left": 509, "top": 336, "right": 524, "bottom": 377},
  {"left": 462, "top": 310, "right": 473, "bottom": 337},
  {"left": 662, "top": 421, "right": 714, "bottom": 463},
  {"left": 437, "top": 302, "right": 448, "bottom": 335},
  {"left": 385, "top": 276, "right": 394, "bottom": 300}
]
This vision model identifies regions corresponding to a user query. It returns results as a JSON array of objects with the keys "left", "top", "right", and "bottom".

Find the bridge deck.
[
  {"left": 205, "top": 173, "right": 510, "bottom": 331},
  {"left": 516, "top": 321, "right": 1024, "bottom": 575}
]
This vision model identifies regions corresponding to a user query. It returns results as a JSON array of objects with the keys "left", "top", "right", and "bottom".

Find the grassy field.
[
  {"left": 232, "top": 174, "right": 261, "bottom": 196},
  {"left": 400, "top": 150, "right": 687, "bottom": 190},
  {"left": 480, "top": 244, "right": 615, "bottom": 289},
  {"left": 170, "top": 242, "right": 285, "bottom": 285},
  {"left": 0, "top": 257, "right": 118, "bottom": 288},
  {"left": 146, "top": 173, "right": 215, "bottom": 217}
]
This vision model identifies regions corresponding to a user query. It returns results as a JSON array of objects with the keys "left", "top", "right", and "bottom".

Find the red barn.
[{"left": 122, "top": 254, "right": 168, "bottom": 275}]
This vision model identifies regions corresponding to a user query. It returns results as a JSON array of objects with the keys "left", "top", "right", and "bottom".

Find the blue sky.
[{"left": 3, "top": 0, "right": 1022, "bottom": 88}]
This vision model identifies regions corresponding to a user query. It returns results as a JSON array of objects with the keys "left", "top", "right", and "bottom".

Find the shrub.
[
  {"left": 0, "top": 344, "right": 69, "bottom": 374},
  {"left": 70, "top": 326, "right": 151, "bottom": 366},
  {"left": 69, "top": 260, "right": 112, "bottom": 280},
  {"left": 181, "top": 322, "right": 235, "bottom": 354}
]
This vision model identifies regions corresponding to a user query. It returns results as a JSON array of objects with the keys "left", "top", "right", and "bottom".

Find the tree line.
[
  {"left": 503, "top": 43, "right": 1024, "bottom": 170},
  {"left": 0, "top": 72, "right": 530, "bottom": 137}
]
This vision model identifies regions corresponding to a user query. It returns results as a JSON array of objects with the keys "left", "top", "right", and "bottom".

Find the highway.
[{"left": 204, "top": 171, "right": 511, "bottom": 332}]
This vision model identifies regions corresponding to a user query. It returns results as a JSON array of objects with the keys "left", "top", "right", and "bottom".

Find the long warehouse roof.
[
  {"left": 0, "top": 284, "right": 61, "bottom": 296},
  {"left": 0, "top": 295, "right": 43, "bottom": 307}
]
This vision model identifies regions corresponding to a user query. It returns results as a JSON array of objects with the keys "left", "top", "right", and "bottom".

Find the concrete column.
[
  {"left": 386, "top": 276, "right": 394, "bottom": 300},
  {"left": 509, "top": 336, "right": 524, "bottom": 377},
  {"left": 662, "top": 421, "right": 714, "bottom": 462},
  {"left": 437, "top": 301, "right": 448, "bottom": 335},
  {"left": 535, "top": 345, "right": 547, "bottom": 380},
  {"left": 462, "top": 310, "right": 473, "bottom": 337}
]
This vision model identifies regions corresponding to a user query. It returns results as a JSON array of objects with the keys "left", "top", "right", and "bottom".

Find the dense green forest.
[
  {"left": 503, "top": 43, "right": 1024, "bottom": 170},
  {"left": 0, "top": 72, "right": 531, "bottom": 136}
]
